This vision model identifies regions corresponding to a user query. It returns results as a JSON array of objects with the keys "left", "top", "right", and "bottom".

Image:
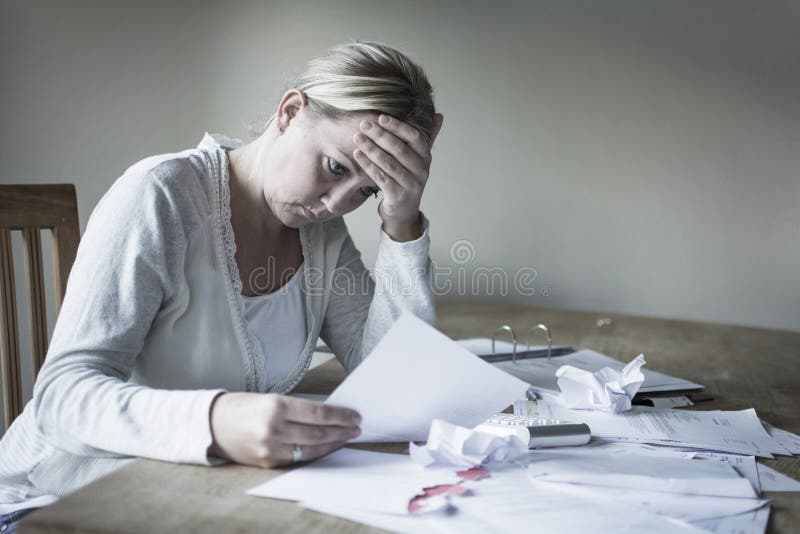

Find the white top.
[
  {"left": 241, "top": 262, "right": 307, "bottom": 390},
  {"left": 0, "top": 132, "right": 436, "bottom": 513}
]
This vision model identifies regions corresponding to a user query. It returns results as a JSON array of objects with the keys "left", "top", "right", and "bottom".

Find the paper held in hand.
[{"left": 325, "top": 312, "right": 530, "bottom": 442}]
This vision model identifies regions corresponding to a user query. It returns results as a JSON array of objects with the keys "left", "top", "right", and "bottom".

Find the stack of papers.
[
  {"left": 527, "top": 445, "right": 759, "bottom": 499},
  {"left": 246, "top": 313, "right": 799, "bottom": 534},
  {"left": 249, "top": 448, "right": 710, "bottom": 534},
  {"left": 248, "top": 437, "right": 797, "bottom": 534},
  {"left": 532, "top": 401, "right": 791, "bottom": 458},
  {"left": 525, "top": 442, "right": 771, "bottom": 524}
]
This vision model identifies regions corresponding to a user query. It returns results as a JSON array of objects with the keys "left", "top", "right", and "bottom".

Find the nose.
[{"left": 320, "top": 182, "right": 361, "bottom": 217}]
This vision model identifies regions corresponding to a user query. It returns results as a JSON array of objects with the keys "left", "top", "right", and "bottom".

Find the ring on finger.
[{"left": 292, "top": 444, "right": 304, "bottom": 463}]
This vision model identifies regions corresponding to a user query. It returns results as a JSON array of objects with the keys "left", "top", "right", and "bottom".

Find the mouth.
[{"left": 303, "top": 206, "right": 320, "bottom": 222}]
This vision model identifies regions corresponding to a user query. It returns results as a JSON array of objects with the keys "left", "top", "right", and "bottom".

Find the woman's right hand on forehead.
[
  {"left": 208, "top": 392, "right": 361, "bottom": 468},
  {"left": 352, "top": 113, "right": 444, "bottom": 240}
]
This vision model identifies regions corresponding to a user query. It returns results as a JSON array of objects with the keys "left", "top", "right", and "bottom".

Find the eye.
[
  {"left": 327, "top": 157, "right": 348, "bottom": 176},
  {"left": 359, "top": 186, "right": 380, "bottom": 199}
]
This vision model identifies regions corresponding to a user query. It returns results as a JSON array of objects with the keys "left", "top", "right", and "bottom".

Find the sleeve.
[
  {"left": 31, "top": 170, "right": 225, "bottom": 465},
  {"left": 319, "top": 213, "right": 437, "bottom": 373}
]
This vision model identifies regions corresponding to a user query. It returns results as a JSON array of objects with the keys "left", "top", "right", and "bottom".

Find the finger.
[
  {"left": 359, "top": 119, "right": 427, "bottom": 176},
  {"left": 353, "top": 134, "right": 421, "bottom": 191},
  {"left": 377, "top": 114, "right": 429, "bottom": 159},
  {"left": 278, "top": 396, "right": 361, "bottom": 427},
  {"left": 353, "top": 148, "right": 407, "bottom": 194},
  {"left": 275, "top": 422, "right": 361, "bottom": 446},
  {"left": 256, "top": 440, "right": 348, "bottom": 468}
]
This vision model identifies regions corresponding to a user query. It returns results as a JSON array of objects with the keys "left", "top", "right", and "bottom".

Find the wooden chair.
[{"left": 0, "top": 184, "right": 80, "bottom": 431}]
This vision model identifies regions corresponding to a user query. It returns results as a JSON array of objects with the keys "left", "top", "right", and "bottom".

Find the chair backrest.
[{"left": 0, "top": 184, "right": 80, "bottom": 431}]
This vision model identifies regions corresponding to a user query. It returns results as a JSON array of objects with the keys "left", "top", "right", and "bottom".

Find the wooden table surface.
[{"left": 20, "top": 300, "right": 800, "bottom": 533}]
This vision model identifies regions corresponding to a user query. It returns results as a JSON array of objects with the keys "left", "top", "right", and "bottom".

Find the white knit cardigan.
[{"left": 0, "top": 133, "right": 436, "bottom": 507}]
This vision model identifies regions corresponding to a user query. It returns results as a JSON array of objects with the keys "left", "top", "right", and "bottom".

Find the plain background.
[{"left": 1, "top": 0, "right": 799, "bottom": 412}]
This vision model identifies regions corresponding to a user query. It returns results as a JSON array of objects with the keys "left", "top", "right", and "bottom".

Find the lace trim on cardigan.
[
  {"left": 212, "top": 145, "right": 266, "bottom": 392},
  {"left": 218, "top": 157, "right": 243, "bottom": 298},
  {"left": 203, "top": 132, "right": 316, "bottom": 394}
]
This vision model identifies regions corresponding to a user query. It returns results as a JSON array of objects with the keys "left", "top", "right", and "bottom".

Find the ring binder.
[
  {"left": 487, "top": 323, "right": 572, "bottom": 364},
  {"left": 491, "top": 325, "right": 517, "bottom": 359},
  {"left": 476, "top": 323, "right": 704, "bottom": 398},
  {"left": 524, "top": 324, "right": 552, "bottom": 362}
]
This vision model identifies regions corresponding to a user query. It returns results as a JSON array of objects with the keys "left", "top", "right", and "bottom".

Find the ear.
[
  {"left": 429, "top": 113, "right": 444, "bottom": 147},
  {"left": 276, "top": 90, "right": 308, "bottom": 134}
]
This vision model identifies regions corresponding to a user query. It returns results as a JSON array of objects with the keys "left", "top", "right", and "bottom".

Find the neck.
[{"left": 227, "top": 126, "right": 284, "bottom": 235}]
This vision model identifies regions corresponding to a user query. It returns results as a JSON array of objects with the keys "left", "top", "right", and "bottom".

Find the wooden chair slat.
[
  {"left": 22, "top": 228, "right": 49, "bottom": 376},
  {"left": 0, "top": 228, "right": 23, "bottom": 429}
]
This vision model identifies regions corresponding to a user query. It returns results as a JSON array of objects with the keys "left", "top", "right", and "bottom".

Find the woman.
[{"left": 0, "top": 40, "right": 443, "bottom": 528}]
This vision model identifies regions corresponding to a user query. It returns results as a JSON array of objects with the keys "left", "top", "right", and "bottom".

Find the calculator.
[{"left": 483, "top": 413, "right": 591, "bottom": 449}]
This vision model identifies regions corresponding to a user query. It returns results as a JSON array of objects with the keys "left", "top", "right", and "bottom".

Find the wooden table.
[{"left": 20, "top": 301, "right": 800, "bottom": 533}]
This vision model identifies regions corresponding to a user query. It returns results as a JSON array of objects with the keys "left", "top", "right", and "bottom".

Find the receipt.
[
  {"left": 409, "top": 419, "right": 528, "bottom": 468},
  {"left": 555, "top": 354, "right": 646, "bottom": 413}
]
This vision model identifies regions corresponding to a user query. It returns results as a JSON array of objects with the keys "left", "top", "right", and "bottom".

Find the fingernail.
[
  {"left": 354, "top": 133, "right": 366, "bottom": 144},
  {"left": 361, "top": 120, "right": 373, "bottom": 131},
  {"left": 379, "top": 115, "right": 390, "bottom": 125}
]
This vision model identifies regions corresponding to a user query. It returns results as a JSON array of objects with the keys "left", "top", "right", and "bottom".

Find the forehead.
[
  {"left": 311, "top": 111, "right": 377, "bottom": 146},
  {"left": 309, "top": 112, "right": 379, "bottom": 177}
]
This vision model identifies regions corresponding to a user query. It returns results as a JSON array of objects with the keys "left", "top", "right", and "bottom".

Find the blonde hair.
[{"left": 254, "top": 41, "right": 437, "bottom": 146}]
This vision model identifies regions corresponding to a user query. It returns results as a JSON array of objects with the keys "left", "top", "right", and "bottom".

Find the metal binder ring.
[
  {"left": 491, "top": 325, "right": 517, "bottom": 361},
  {"left": 525, "top": 324, "right": 552, "bottom": 362}
]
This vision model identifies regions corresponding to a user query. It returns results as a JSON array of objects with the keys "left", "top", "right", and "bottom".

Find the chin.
[
  {"left": 282, "top": 216, "right": 306, "bottom": 229},
  {"left": 279, "top": 209, "right": 310, "bottom": 228}
]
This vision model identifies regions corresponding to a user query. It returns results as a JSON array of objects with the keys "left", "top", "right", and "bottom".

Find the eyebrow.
[{"left": 333, "top": 147, "right": 367, "bottom": 180}]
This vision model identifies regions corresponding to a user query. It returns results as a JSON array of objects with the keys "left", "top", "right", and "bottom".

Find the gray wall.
[{"left": 2, "top": 0, "right": 799, "bottom": 415}]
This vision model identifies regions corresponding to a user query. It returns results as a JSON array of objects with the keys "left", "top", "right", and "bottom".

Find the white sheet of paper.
[
  {"left": 521, "top": 442, "right": 768, "bottom": 521},
  {"left": 536, "top": 402, "right": 789, "bottom": 458},
  {"left": 458, "top": 340, "right": 703, "bottom": 394},
  {"left": 582, "top": 439, "right": 698, "bottom": 459},
  {"left": 527, "top": 448, "right": 757, "bottom": 498},
  {"left": 326, "top": 312, "right": 530, "bottom": 442},
  {"left": 246, "top": 448, "right": 460, "bottom": 515},
  {"left": 303, "top": 462, "right": 705, "bottom": 534},
  {"left": 762, "top": 421, "right": 800, "bottom": 454},
  {"left": 603, "top": 436, "right": 785, "bottom": 460},
  {"left": 448, "top": 466, "right": 706, "bottom": 534},
  {"left": 547, "top": 481, "right": 768, "bottom": 523},
  {"left": 756, "top": 463, "right": 800, "bottom": 492},
  {"left": 693, "top": 451, "right": 762, "bottom": 495},
  {"left": 690, "top": 505, "right": 770, "bottom": 534}
]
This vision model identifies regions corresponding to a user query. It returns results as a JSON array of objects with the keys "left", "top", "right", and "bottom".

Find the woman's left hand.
[{"left": 353, "top": 112, "right": 444, "bottom": 241}]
